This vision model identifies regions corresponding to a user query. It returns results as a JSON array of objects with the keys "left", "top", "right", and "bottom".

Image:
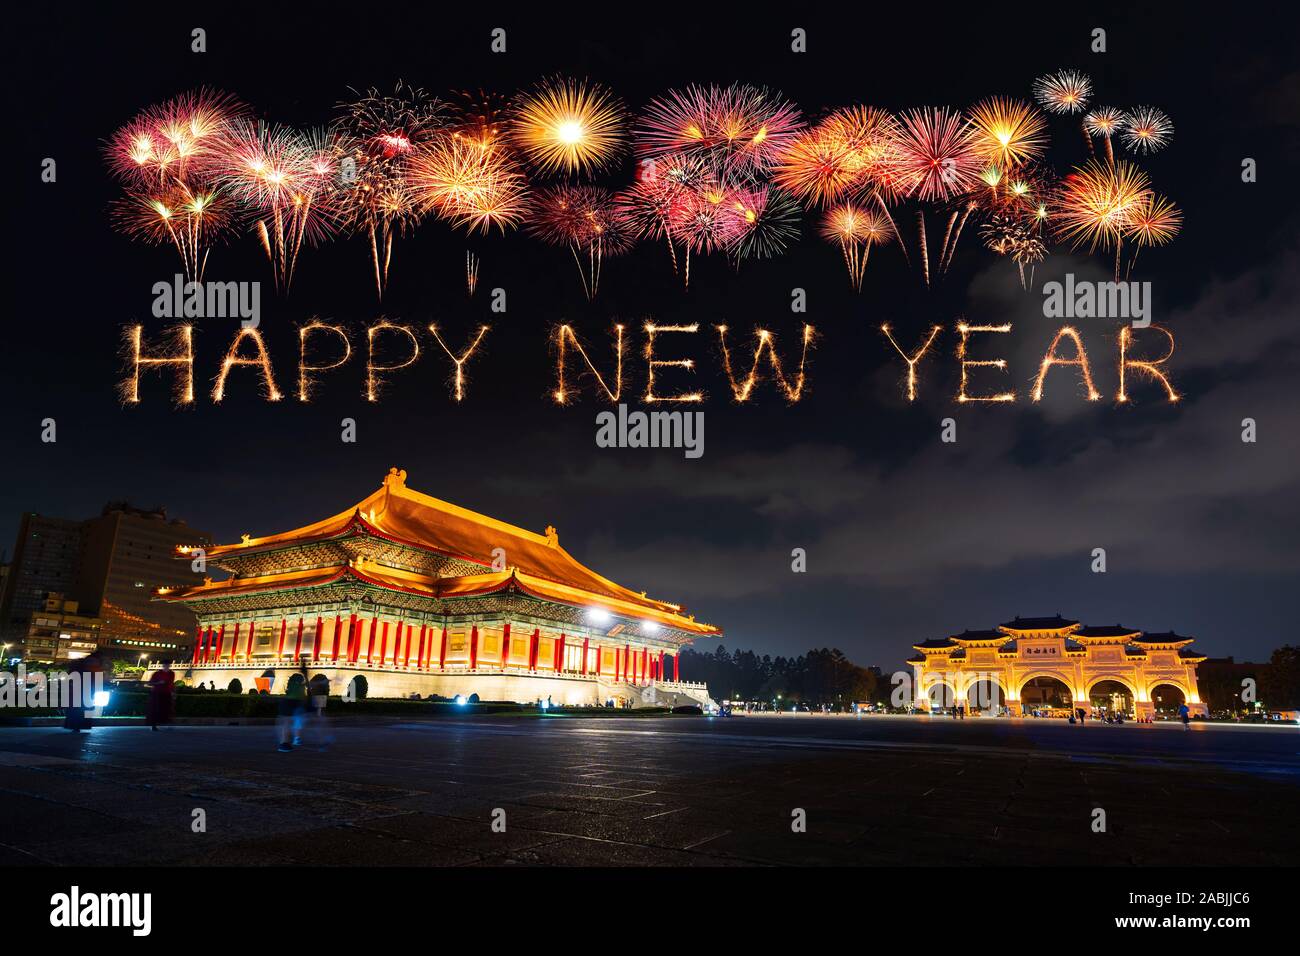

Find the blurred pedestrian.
[
  {"left": 63, "top": 651, "right": 105, "bottom": 734},
  {"left": 307, "top": 669, "right": 333, "bottom": 750},
  {"left": 277, "top": 672, "right": 307, "bottom": 752},
  {"left": 1179, "top": 702, "right": 1190, "bottom": 730},
  {"left": 146, "top": 663, "right": 176, "bottom": 731}
]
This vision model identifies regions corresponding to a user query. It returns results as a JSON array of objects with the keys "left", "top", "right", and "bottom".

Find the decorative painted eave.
[{"left": 157, "top": 563, "right": 720, "bottom": 638}]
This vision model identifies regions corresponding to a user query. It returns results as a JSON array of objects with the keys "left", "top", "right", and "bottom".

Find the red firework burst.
[
  {"left": 636, "top": 84, "right": 804, "bottom": 178},
  {"left": 529, "top": 185, "right": 634, "bottom": 298},
  {"left": 893, "top": 107, "right": 982, "bottom": 202}
]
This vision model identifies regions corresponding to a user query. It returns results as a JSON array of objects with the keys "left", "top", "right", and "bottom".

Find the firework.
[
  {"left": 511, "top": 77, "right": 626, "bottom": 177},
  {"left": 1083, "top": 106, "right": 1123, "bottom": 165},
  {"left": 636, "top": 84, "right": 803, "bottom": 178},
  {"left": 968, "top": 98, "right": 1049, "bottom": 169},
  {"left": 725, "top": 186, "right": 802, "bottom": 262},
  {"left": 1053, "top": 159, "right": 1151, "bottom": 252},
  {"left": 1054, "top": 159, "right": 1153, "bottom": 279},
  {"left": 820, "top": 202, "right": 894, "bottom": 291},
  {"left": 1119, "top": 106, "right": 1174, "bottom": 154},
  {"left": 106, "top": 89, "right": 244, "bottom": 278},
  {"left": 466, "top": 250, "right": 481, "bottom": 296},
  {"left": 980, "top": 213, "right": 1048, "bottom": 287},
  {"left": 618, "top": 169, "right": 689, "bottom": 273},
  {"left": 106, "top": 88, "right": 244, "bottom": 187},
  {"left": 773, "top": 106, "right": 901, "bottom": 206},
  {"left": 447, "top": 89, "right": 510, "bottom": 148},
  {"left": 215, "top": 122, "right": 346, "bottom": 290},
  {"left": 335, "top": 83, "right": 446, "bottom": 298},
  {"left": 1122, "top": 193, "right": 1182, "bottom": 277},
  {"left": 1032, "top": 70, "right": 1092, "bottom": 115},
  {"left": 112, "top": 182, "right": 233, "bottom": 280},
  {"left": 529, "top": 185, "right": 634, "bottom": 298},
  {"left": 618, "top": 154, "right": 765, "bottom": 286},
  {"left": 893, "top": 107, "right": 981, "bottom": 202},
  {"left": 408, "top": 134, "right": 529, "bottom": 234},
  {"left": 1124, "top": 193, "right": 1182, "bottom": 247}
]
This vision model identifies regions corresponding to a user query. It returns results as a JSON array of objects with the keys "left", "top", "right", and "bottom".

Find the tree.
[
  {"left": 1259, "top": 645, "right": 1300, "bottom": 711},
  {"left": 682, "top": 645, "right": 882, "bottom": 708}
]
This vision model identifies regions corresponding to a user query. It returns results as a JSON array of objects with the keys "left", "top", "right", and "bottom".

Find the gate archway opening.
[
  {"left": 926, "top": 682, "right": 956, "bottom": 713},
  {"left": 1088, "top": 679, "right": 1134, "bottom": 719},
  {"left": 966, "top": 679, "right": 1005, "bottom": 715},
  {"left": 1020, "top": 676, "right": 1073, "bottom": 716},
  {"left": 1150, "top": 683, "right": 1186, "bottom": 718}
]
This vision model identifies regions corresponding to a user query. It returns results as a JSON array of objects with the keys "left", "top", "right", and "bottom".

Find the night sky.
[{"left": 6, "top": 6, "right": 1298, "bottom": 672}]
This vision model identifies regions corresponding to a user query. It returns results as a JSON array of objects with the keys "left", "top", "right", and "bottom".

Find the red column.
[
  {"left": 293, "top": 618, "right": 304, "bottom": 660},
  {"left": 439, "top": 626, "right": 448, "bottom": 669},
  {"left": 556, "top": 634, "right": 565, "bottom": 673},
  {"left": 277, "top": 619, "right": 288, "bottom": 659},
  {"left": 230, "top": 623, "right": 241, "bottom": 663},
  {"left": 624, "top": 644, "right": 631, "bottom": 682},
  {"left": 192, "top": 626, "right": 202, "bottom": 665},
  {"left": 350, "top": 616, "right": 362, "bottom": 663},
  {"left": 528, "top": 629, "right": 538, "bottom": 670},
  {"left": 378, "top": 621, "right": 389, "bottom": 666},
  {"left": 673, "top": 653, "right": 680, "bottom": 682},
  {"left": 594, "top": 644, "right": 601, "bottom": 676},
  {"left": 642, "top": 647, "right": 648, "bottom": 683},
  {"left": 247, "top": 621, "right": 258, "bottom": 660},
  {"left": 658, "top": 650, "right": 665, "bottom": 683},
  {"left": 212, "top": 624, "right": 225, "bottom": 662},
  {"left": 501, "top": 622, "right": 512, "bottom": 667},
  {"left": 333, "top": 615, "right": 346, "bottom": 661},
  {"left": 469, "top": 625, "right": 479, "bottom": 669},
  {"left": 401, "top": 623, "right": 411, "bottom": 668},
  {"left": 365, "top": 617, "right": 377, "bottom": 664},
  {"left": 581, "top": 637, "right": 589, "bottom": 675},
  {"left": 416, "top": 624, "right": 427, "bottom": 669},
  {"left": 313, "top": 617, "right": 323, "bottom": 661}
]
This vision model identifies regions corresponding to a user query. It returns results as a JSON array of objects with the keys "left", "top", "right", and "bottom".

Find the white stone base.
[{"left": 173, "top": 662, "right": 714, "bottom": 710}]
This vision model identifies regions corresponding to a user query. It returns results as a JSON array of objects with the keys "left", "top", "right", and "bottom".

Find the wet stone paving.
[{"left": 0, "top": 715, "right": 1297, "bottom": 866}]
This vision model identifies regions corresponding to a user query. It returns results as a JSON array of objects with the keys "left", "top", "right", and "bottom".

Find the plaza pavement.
[{"left": 0, "top": 714, "right": 1296, "bottom": 866}]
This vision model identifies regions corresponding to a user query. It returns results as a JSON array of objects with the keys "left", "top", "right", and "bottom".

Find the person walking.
[
  {"left": 277, "top": 673, "right": 308, "bottom": 752},
  {"left": 146, "top": 664, "right": 176, "bottom": 731},
  {"left": 63, "top": 651, "right": 105, "bottom": 734},
  {"left": 1178, "top": 702, "right": 1191, "bottom": 730},
  {"left": 307, "top": 670, "right": 333, "bottom": 750}
]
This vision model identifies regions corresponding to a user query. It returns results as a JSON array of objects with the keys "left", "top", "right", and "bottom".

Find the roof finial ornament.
[
  {"left": 544, "top": 525, "right": 559, "bottom": 546},
  {"left": 240, "top": 533, "right": 251, "bottom": 545},
  {"left": 384, "top": 467, "right": 407, "bottom": 489}
]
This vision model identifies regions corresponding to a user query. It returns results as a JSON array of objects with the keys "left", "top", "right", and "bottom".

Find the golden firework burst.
[{"left": 512, "top": 77, "right": 626, "bottom": 176}]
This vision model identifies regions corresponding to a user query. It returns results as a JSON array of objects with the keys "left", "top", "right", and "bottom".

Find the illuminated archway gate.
[{"left": 908, "top": 619, "right": 1206, "bottom": 717}]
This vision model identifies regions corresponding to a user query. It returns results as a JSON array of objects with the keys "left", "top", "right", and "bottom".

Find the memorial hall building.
[{"left": 154, "top": 469, "right": 719, "bottom": 709}]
